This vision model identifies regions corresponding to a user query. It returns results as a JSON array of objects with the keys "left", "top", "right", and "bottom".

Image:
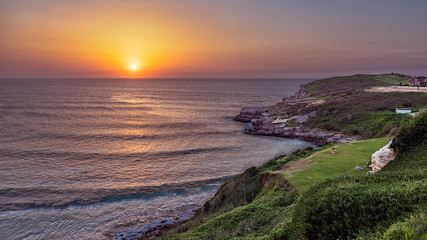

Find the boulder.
[
  {"left": 234, "top": 107, "right": 269, "bottom": 122},
  {"left": 369, "top": 140, "right": 397, "bottom": 173}
]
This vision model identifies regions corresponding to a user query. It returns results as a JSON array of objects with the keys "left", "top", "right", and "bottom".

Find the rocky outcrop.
[
  {"left": 369, "top": 140, "right": 397, "bottom": 173},
  {"left": 288, "top": 111, "right": 317, "bottom": 123},
  {"left": 283, "top": 85, "right": 306, "bottom": 103},
  {"left": 234, "top": 107, "right": 270, "bottom": 122},
  {"left": 235, "top": 106, "right": 348, "bottom": 145},
  {"left": 251, "top": 124, "right": 344, "bottom": 145},
  {"left": 234, "top": 85, "right": 356, "bottom": 145}
]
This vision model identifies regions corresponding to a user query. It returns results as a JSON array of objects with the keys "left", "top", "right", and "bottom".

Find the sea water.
[{"left": 0, "top": 78, "right": 315, "bottom": 239}]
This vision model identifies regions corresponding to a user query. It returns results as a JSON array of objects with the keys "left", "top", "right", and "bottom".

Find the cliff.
[
  {"left": 235, "top": 73, "right": 427, "bottom": 144},
  {"left": 152, "top": 74, "right": 427, "bottom": 240}
]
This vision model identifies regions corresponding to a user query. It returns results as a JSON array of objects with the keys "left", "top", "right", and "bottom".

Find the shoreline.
[
  {"left": 137, "top": 85, "right": 325, "bottom": 239},
  {"left": 140, "top": 74, "right": 427, "bottom": 239},
  {"left": 233, "top": 85, "right": 354, "bottom": 145},
  {"left": 134, "top": 138, "right": 316, "bottom": 239}
]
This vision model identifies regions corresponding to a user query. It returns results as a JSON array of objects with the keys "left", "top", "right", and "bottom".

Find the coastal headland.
[
  {"left": 234, "top": 73, "right": 426, "bottom": 145},
  {"left": 143, "top": 73, "right": 427, "bottom": 240}
]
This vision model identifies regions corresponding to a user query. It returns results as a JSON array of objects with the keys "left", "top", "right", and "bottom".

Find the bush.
[
  {"left": 383, "top": 212, "right": 427, "bottom": 240},
  {"left": 288, "top": 173, "right": 427, "bottom": 240},
  {"left": 201, "top": 166, "right": 261, "bottom": 215},
  {"left": 392, "top": 112, "right": 427, "bottom": 152},
  {"left": 358, "top": 127, "right": 373, "bottom": 139},
  {"left": 172, "top": 175, "right": 297, "bottom": 239}
]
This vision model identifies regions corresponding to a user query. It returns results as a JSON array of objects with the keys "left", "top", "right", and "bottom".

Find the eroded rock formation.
[{"left": 369, "top": 140, "right": 397, "bottom": 173}]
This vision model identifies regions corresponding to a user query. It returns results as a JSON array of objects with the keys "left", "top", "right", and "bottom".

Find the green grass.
[
  {"left": 382, "top": 212, "right": 427, "bottom": 240},
  {"left": 286, "top": 114, "right": 427, "bottom": 240},
  {"left": 301, "top": 91, "right": 425, "bottom": 138},
  {"left": 283, "top": 138, "right": 389, "bottom": 192},
  {"left": 303, "top": 74, "right": 412, "bottom": 97},
  {"left": 289, "top": 173, "right": 426, "bottom": 240},
  {"left": 375, "top": 73, "right": 413, "bottom": 85},
  {"left": 165, "top": 136, "right": 425, "bottom": 240},
  {"left": 270, "top": 73, "right": 427, "bottom": 139},
  {"left": 170, "top": 174, "right": 296, "bottom": 240},
  {"left": 385, "top": 141, "right": 427, "bottom": 173},
  {"left": 162, "top": 75, "right": 427, "bottom": 240}
]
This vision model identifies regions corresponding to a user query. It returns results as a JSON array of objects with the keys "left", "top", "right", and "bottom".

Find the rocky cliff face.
[
  {"left": 283, "top": 85, "right": 306, "bottom": 103},
  {"left": 234, "top": 107, "right": 270, "bottom": 122},
  {"left": 234, "top": 100, "right": 348, "bottom": 145},
  {"left": 369, "top": 140, "right": 397, "bottom": 173},
  {"left": 234, "top": 84, "right": 354, "bottom": 145}
]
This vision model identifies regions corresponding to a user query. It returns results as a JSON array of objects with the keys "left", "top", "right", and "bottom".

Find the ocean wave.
[
  {"left": 0, "top": 145, "right": 236, "bottom": 161},
  {"left": 13, "top": 130, "right": 239, "bottom": 142},
  {"left": 0, "top": 175, "right": 236, "bottom": 212},
  {"left": 0, "top": 104, "right": 153, "bottom": 112}
]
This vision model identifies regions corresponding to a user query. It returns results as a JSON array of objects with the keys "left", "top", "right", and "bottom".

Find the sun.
[{"left": 131, "top": 64, "right": 138, "bottom": 71}]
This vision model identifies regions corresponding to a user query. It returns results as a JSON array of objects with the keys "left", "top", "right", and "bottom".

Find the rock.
[
  {"left": 288, "top": 111, "right": 317, "bottom": 123},
  {"left": 234, "top": 86, "right": 356, "bottom": 145},
  {"left": 307, "top": 111, "right": 317, "bottom": 117},
  {"left": 369, "top": 140, "right": 397, "bottom": 173},
  {"left": 234, "top": 107, "right": 269, "bottom": 122},
  {"left": 283, "top": 86, "right": 306, "bottom": 103},
  {"left": 244, "top": 123, "right": 254, "bottom": 131},
  {"left": 354, "top": 166, "right": 364, "bottom": 171},
  {"left": 272, "top": 118, "right": 288, "bottom": 124}
]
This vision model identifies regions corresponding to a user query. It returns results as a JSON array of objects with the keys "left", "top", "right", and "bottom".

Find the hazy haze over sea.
[{"left": 0, "top": 78, "right": 315, "bottom": 239}]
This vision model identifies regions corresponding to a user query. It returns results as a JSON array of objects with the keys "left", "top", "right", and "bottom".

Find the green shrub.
[
  {"left": 172, "top": 175, "right": 296, "bottom": 239},
  {"left": 202, "top": 166, "right": 261, "bottom": 215},
  {"left": 358, "top": 126, "right": 373, "bottom": 139},
  {"left": 288, "top": 173, "right": 427, "bottom": 240},
  {"left": 391, "top": 112, "right": 427, "bottom": 152},
  {"left": 383, "top": 212, "right": 427, "bottom": 240},
  {"left": 383, "top": 141, "right": 427, "bottom": 172},
  {"left": 259, "top": 147, "right": 315, "bottom": 172}
]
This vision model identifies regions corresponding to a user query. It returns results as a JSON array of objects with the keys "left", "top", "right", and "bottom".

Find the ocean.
[{"left": 0, "top": 78, "right": 315, "bottom": 239}]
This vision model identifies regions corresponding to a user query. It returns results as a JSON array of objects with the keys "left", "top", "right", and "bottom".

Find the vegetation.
[
  {"left": 303, "top": 73, "right": 412, "bottom": 98},
  {"left": 382, "top": 212, "right": 427, "bottom": 240},
  {"left": 288, "top": 109, "right": 427, "bottom": 240},
  {"left": 171, "top": 175, "right": 295, "bottom": 239},
  {"left": 285, "top": 138, "right": 388, "bottom": 192},
  {"left": 289, "top": 173, "right": 426, "bottom": 239},
  {"left": 270, "top": 74, "right": 427, "bottom": 139},
  {"left": 391, "top": 111, "right": 427, "bottom": 152},
  {"left": 157, "top": 74, "right": 426, "bottom": 240}
]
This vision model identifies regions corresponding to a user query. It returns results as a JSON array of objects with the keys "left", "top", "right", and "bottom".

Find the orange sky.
[{"left": 1, "top": 0, "right": 426, "bottom": 78}]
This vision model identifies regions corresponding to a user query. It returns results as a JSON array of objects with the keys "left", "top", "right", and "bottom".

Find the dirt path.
[{"left": 366, "top": 86, "right": 427, "bottom": 93}]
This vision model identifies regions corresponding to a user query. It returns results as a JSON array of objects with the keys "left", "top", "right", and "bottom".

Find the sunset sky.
[{"left": 1, "top": 0, "right": 426, "bottom": 78}]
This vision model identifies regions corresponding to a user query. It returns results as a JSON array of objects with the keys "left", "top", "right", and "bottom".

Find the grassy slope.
[
  {"left": 172, "top": 183, "right": 295, "bottom": 239},
  {"left": 166, "top": 139, "right": 390, "bottom": 239},
  {"left": 162, "top": 74, "right": 426, "bottom": 240},
  {"left": 270, "top": 73, "right": 427, "bottom": 138},
  {"left": 289, "top": 113, "right": 427, "bottom": 240},
  {"left": 283, "top": 138, "right": 389, "bottom": 192}
]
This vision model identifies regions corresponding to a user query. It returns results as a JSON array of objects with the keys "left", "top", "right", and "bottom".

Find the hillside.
[
  {"left": 236, "top": 73, "right": 427, "bottom": 143},
  {"left": 153, "top": 74, "right": 427, "bottom": 240}
]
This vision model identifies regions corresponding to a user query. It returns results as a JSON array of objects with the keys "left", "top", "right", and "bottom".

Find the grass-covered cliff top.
[
  {"left": 155, "top": 74, "right": 426, "bottom": 240},
  {"left": 159, "top": 113, "right": 426, "bottom": 240},
  {"left": 303, "top": 73, "right": 412, "bottom": 98},
  {"left": 270, "top": 73, "right": 427, "bottom": 139}
]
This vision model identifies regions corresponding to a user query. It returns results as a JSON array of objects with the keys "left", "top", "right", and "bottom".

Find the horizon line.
[{"left": 0, "top": 77, "right": 321, "bottom": 80}]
